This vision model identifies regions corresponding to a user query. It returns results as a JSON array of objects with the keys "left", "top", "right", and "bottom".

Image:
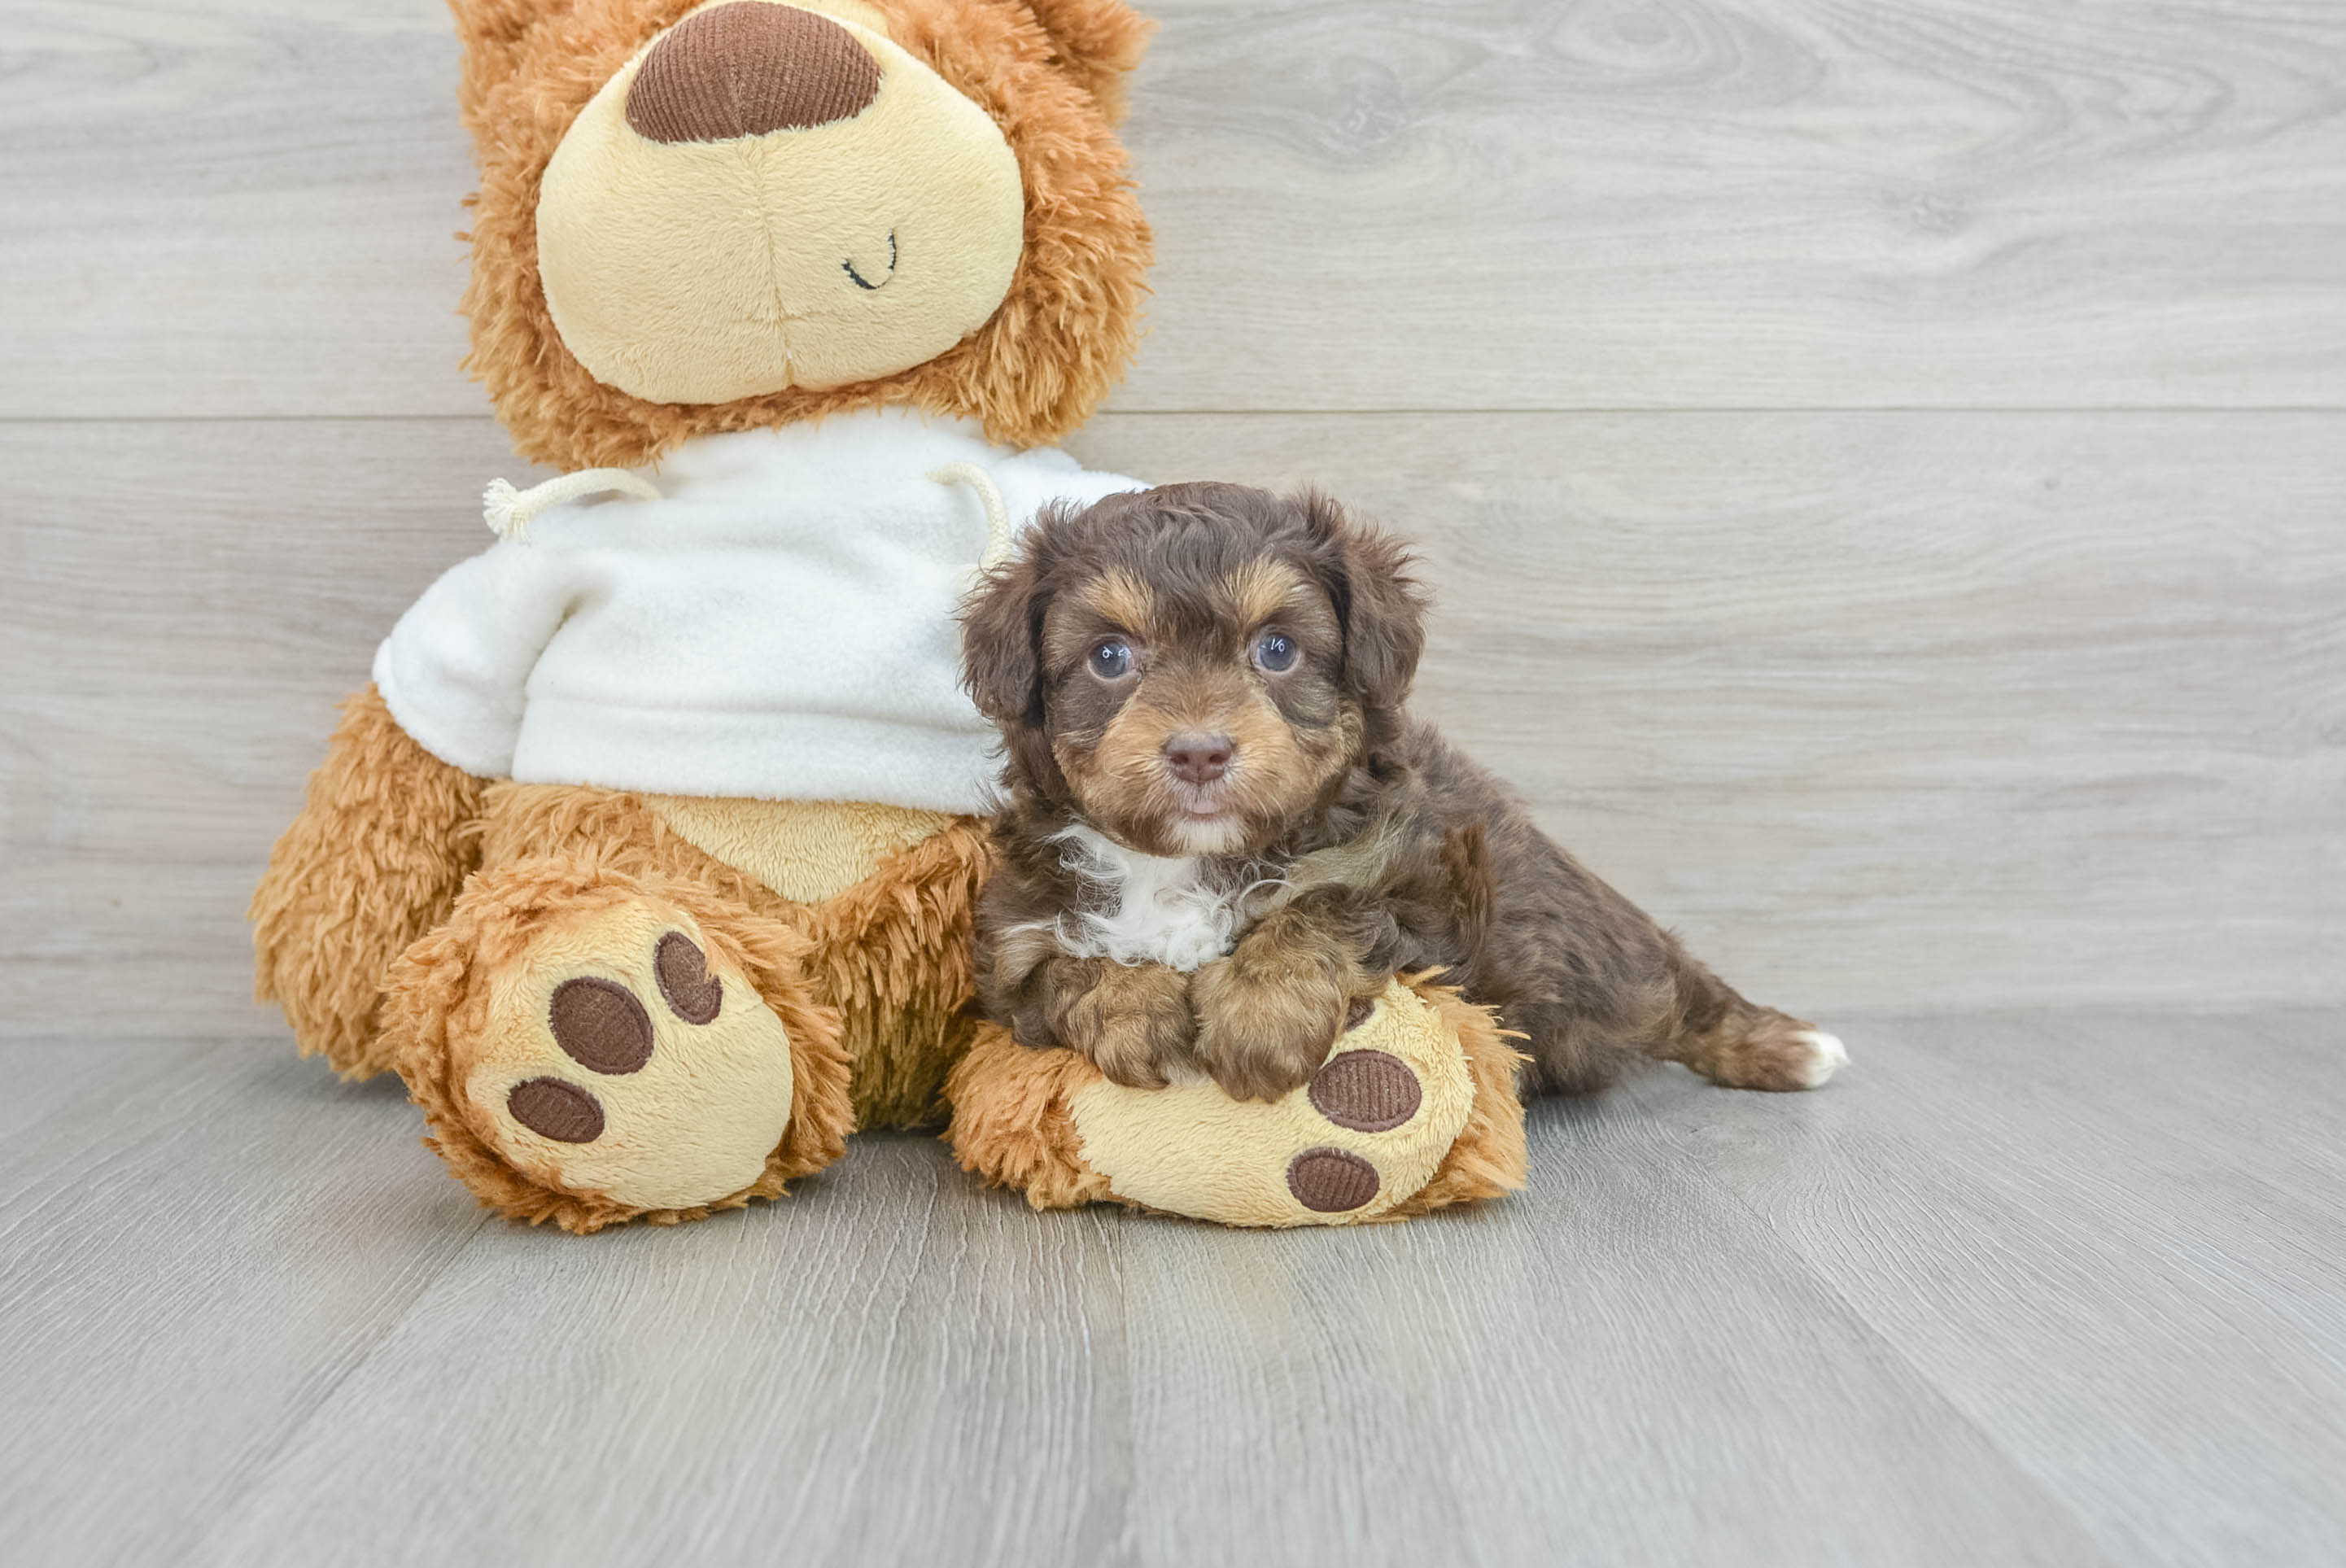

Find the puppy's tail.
[{"left": 1441, "top": 821, "right": 1496, "bottom": 955}]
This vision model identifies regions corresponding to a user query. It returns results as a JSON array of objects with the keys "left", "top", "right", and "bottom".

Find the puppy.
[{"left": 958, "top": 483, "right": 1846, "bottom": 1103}]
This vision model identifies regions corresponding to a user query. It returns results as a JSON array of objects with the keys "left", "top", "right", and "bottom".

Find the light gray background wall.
[{"left": 4, "top": 0, "right": 2341, "bottom": 1034}]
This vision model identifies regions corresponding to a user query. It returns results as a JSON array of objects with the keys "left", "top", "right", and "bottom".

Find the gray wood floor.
[
  {"left": 2, "top": 1013, "right": 2341, "bottom": 1567},
  {"left": 5, "top": 0, "right": 2344, "bottom": 1563}
]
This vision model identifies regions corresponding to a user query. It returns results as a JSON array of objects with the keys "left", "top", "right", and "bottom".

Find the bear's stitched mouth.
[{"left": 842, "top": 230, "right": 898, "bottom": 291}]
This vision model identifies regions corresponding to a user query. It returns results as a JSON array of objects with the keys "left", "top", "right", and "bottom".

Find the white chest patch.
[{"left": 1043, "top": 825, "right": 1251, "bottom": 972}]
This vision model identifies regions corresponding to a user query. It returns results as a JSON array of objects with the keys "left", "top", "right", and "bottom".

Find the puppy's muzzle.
[{"left": 1163, "top": 732, "right": 1234, "bottom": 787}]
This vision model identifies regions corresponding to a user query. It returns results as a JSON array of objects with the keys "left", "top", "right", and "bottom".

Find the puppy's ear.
[
  {"left": 1299, "top": 490, "right": 1429, "bottom": 714},
  {"left": 961, "top": 531, "right": 1054, "bottom": 729}
]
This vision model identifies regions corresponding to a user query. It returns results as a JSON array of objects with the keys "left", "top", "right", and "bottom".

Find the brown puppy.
[{"left": 959, "top": 483, "right": 1846, "bottom": 1103}]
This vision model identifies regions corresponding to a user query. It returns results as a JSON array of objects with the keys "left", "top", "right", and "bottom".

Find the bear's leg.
[
  {"left": 251, "top": 684, "right": 485, "bottom": 1079},
  {"left": 946, "top": 976, "right": 1528, "bottom": 1226},
  {"left": 383, "top": 857, "right": 853, "bottom": 1233}
]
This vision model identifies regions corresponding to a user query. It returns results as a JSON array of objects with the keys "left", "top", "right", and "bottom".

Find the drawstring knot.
[{"left": 483, "top": 469, "right": 663, "bottom": 541}]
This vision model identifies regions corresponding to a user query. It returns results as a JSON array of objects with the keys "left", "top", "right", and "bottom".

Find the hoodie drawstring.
[
  {"left": 483, "top": 470, "right": 664, "bottom": 541},
  {"left": 928, "top": 462, "right": 1014, "bottom": 574}
]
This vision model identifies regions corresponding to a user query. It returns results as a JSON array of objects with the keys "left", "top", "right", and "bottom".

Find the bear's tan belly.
[
  {"left": 640, "top": 793, "right": 990, "bottom": 1129},
  {"left": 641, "top": 795, "right": 955, "bottom": 904}
]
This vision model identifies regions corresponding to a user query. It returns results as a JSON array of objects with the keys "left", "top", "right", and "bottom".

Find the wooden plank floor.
[{"left": 2, "top": 1015, "right": 2339, "bottom": 1567}]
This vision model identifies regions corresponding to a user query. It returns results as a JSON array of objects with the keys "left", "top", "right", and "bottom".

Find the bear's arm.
[
  {"left": 371, "top": 538, "right": 583, "bottom": 778},
  {"left": 250, "top": 683, "right": 487, "bottom": 1079}
]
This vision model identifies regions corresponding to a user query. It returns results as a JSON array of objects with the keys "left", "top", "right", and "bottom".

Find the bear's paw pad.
[
  {"left": 455, "top": 911, "right": 795, "bottom": 1213},
  {"left": 506, "top": 1077, "right": 607, "bottom": 1143},
  {"left": 1068, "top": 977, "right": 1477, "bottom": 1226}
]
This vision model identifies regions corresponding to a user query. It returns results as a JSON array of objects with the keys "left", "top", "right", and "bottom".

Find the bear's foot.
[
  {"left": 384, "top": 858, "right": 852, "bottom": 1232},
  {"left": 946, "top": 976, "right": 1529, "bottom": 1227}
]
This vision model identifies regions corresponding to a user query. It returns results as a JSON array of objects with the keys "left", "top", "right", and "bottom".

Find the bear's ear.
[
  {"left": 448, "top": 0, "right": 583, "bottom": 123},
  {"left": 448, "top": 0, "right": 566, "bottom": 81},
  {"left": 1020, "top": 0, "right": 1154, "bottom": 124}
]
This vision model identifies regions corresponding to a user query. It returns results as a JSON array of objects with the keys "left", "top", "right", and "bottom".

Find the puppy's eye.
[
  {"left": 1087, "top": 638, "right": 1135, "bottom": 680},
  {"left": 1252, "top": 631, "right": 1300, "bottom": 673}
]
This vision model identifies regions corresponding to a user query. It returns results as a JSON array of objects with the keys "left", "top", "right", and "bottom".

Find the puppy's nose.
[
  {"left": 1164, "top": 732, "right": 1235, "bottom": 786},
  {"left": 627, "top": 2, "right": 882, "bottom": 144}
]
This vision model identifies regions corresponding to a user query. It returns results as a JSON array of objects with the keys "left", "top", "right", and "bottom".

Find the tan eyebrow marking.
[
  {"left": 1224, "top": 559, "right": 1308, "bottom": 628},
  {"left": 1084, "top": 568, "right": 1157, "bottom": 635}
]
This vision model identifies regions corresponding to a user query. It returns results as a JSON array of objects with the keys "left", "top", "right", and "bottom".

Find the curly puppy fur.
[
  {"left": 960, "top": 483, "right": 1839, "bottom": 1103},
  {"left": 452, "top": 0, "right": 1153, "bottom": 470}
]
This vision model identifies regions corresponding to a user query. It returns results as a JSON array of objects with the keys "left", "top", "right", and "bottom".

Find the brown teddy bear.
[{"left": 252, "top": 0, "right": 1530, "bottom": 1231}]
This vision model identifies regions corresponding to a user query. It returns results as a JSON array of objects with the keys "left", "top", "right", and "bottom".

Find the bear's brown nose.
[{"left": 626, "top": 2, "right": 881, "bottom": 144}]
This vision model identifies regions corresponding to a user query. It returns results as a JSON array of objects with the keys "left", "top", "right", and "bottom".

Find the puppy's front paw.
[
  {"left": 1056, "top": 962, "right": 1198, "bottom": 1090},
  {"left": 1190, "top": 956, "right": 1354, "bottom": 1101}
]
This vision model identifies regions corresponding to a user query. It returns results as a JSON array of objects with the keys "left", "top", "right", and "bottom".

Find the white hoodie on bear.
[{"left": 373, "top": 408, "right": 1140, "bottom": 812}]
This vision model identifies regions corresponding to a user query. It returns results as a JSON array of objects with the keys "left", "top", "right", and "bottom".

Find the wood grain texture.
[
  {"left": 5, "top": 412, "right": 2336, "bottom": 1040},
  {"left": 3, "top": 0, "right": 2343, "bottom": 417},
  {"left": 189, "top": 1137, "right": 1136, "bottom": 1568},
  {"left": 0, "top": 1042, "right": 486, "bottom": 1568},
  {"left": 0, "top": 1039, "right": 204, "bottom": 1143},
  {"left": 0, "top": 417, "right": 540, "bottom": 1038},
  {"left": 1128, "top": 0, "right": 2346, "bottom": 412},
  {"left": 1623, "top": 1011, "right": 2346, "bottom": 1566},
  {"left": 1107, "top": 1092, "right": 2106, "bottom": 1568},
  {"left": 5, "top": 1016, "right": 2342, "bottom": 1566},
  {"left": 0, "top": 0, "right": 477, "bottom": 421}
]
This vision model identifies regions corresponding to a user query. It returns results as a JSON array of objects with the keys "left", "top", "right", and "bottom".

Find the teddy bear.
[{"left": 251, "top": 0, "right": 1529, "bottom": 1232}]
